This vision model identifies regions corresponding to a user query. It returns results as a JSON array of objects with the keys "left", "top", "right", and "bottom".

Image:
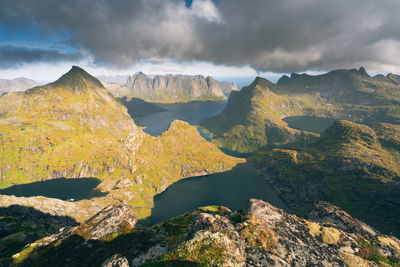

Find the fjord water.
[
  {"left": 131, "top": 101, "right": 227, "bottom": 136},
  {"left": 283, "top": 116, "right": 336, "bottom": 134},
  {"left": 0, "top": 178, "right": 106, "bottom": 201},
  {"left": 147, "top": 164, "right": 289, "bottom": 224}
]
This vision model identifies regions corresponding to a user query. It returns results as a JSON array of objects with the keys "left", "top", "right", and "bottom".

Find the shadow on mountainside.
[
  {"left": 0, "top": 204, "right": 79, "bottom": 266},
  {"left": 0, "top": 178, "right": 107, "bottom": 201}
]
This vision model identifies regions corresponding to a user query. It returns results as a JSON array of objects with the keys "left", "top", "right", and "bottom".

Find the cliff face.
[
  {"left": 108, "top": 72, "right": 237, "bottom": 102},
  {"left": 12, "top": 199, "right": 400, "bottom": 266}
]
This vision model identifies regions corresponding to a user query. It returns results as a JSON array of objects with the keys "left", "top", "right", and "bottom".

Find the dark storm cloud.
[
  {"left": 1, "top": 0, "right": 400, "bottom": 72},
  {"left": 0, "top": 45, "right": 83, "bottom": 68}
]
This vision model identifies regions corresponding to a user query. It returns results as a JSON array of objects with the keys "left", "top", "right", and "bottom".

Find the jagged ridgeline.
[
  {"left": 200, "top": 67, "right": 400, "bottom": 153},
  {"left": 104, "top": 71, "right": 237, "bottom": 103},
  {"left": 0, "top": 66, "right": 242, "bottom": 218}
]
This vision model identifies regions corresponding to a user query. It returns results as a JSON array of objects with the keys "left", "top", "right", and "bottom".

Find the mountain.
[
  {"left": 10, "top": 199, "right": 400, "bottom": 266},
  {"left": 200, "top": 67, "right": 400, "bottom": 153},
  {"left": 0, "top": 77, "right": 40, "bottom": 95},
  {"left": 278, "top": 67, "right": 400, "bottom": 107},
  {"left": 250, "top": 120, "right": 400, "bottom": 236},
  {"left": 0, "top": 66, "right": 242, "bottom": 220},
  {"left": 106, "top": 72, "right": 238, "bottom": 103},
  {"left": 200, "top": 77, "right": 321, "bottom": 153}
]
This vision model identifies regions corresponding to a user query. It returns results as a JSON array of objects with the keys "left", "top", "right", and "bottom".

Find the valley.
[{"left": 0, "top": 66, "right": 399, "bottom": 266}]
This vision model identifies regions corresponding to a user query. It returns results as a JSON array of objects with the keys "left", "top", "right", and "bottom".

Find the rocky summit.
[
  {"left": 10, "top": 199, "right": 400, "bottom": 266},
  {"left": 104, "top": 72, "right": 237, "bottom": 103}
]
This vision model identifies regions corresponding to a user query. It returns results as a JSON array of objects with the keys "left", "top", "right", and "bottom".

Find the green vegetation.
[
  {"left": 357, "top": 238, "right": 400, "bottom": 266},
  {"left": 200, "top": 68, "right": 400, "bottom": 153},
  {"left": 0, "top": 66, "right": 242, "bottom": 221},
  {"left": 250, "top": 120, "right": 400, "bottom": 236}
]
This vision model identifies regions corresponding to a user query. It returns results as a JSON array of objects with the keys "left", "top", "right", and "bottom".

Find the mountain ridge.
[
  {"left": 0, "top": 66, "right": 242, "bottom": 219},
  {"left": 105, "top": 72, "right": 237, "bottom": 103},
  {"left": 200, "top": 67, "right": 400, "bottom": 153}
]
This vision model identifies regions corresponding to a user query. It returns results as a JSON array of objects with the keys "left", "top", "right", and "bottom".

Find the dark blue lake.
[
  {"left": 147, "top": 164, "right": 288, "bottom": 224},
  {"left": 0, "top": 178, "right": 106, "bottom": 201},
  {"left": 283, "top": 116, "right": 335, "bottom": 134},
  {"left": 131, "top": 101, "right": 227, "bottom": 136}
]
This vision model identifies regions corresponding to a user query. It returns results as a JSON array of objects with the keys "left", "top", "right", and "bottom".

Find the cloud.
[
  {"left": 191, "top": 0, "right": 221, "bottom": 23},
  {"left": 0, "top": 45, "right": 83, "bottom": 68},
  {"left": 1, "top": 0, "right": 400, "bottom": 73}
]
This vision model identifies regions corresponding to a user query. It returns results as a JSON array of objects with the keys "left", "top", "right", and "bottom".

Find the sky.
[{"left": 1, "top": 0, "right": 400, "bottom": 82}]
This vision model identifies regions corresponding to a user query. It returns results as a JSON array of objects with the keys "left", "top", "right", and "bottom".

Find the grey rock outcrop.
[
  {"left": 67, "top": 200, "right": 137, "bottom": 240},
  {"left": 108, "top": 72, "right": 237, "bottom": 102},
  {"left": 10, "top": 199, "right": 400, "bottom": 266},
  {"left": 101, "top": 254, "right": 129, "bottom": 267}
]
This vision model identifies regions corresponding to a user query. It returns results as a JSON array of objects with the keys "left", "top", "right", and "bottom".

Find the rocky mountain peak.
[
  {"left": 358, "top": 66, "right": 370, "bottom": 77},
  {"left": 250, "top": 76, "right": 275, "bottom": 90},
  {"left": 277, "top": 74, "right": 290, "bottom": 86},
  {"left": 50, "top": 65, "right": 105, "bottom": 91}
]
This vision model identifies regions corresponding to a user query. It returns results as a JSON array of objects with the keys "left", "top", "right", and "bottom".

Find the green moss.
[{"left": 357, "top": 239, "right": 400, "bottom": 266}]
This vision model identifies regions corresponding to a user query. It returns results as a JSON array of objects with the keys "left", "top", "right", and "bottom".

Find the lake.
[
  {"left": 0, "top": 178, "right": 107, "bottom": 201},
  {"left": 283, "top": 116, "right": 336, "bottom": 134},
  {"left": 146, "top": 164, "right": 289, "bottom": 224},
  {"left": 130, "top": 101, "right": 227, "bottom": 136}
]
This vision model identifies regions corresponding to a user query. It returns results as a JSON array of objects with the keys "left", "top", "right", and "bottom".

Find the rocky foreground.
[{"left": 6, "top": 199, "right": 399, "bottom": 266}]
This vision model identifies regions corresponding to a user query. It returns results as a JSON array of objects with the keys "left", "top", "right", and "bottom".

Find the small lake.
[
  {"left": 0, "top": 178, "right": 107, "bottom": 201},
  {"left": 147, "top": 164, "right": 289, "bottom": 224},
  {"left": 129, "top": 101, "right": 227, "bottom": 136},
  {"left": 283, "top": 116, "right": 336, "bottom": 134}
]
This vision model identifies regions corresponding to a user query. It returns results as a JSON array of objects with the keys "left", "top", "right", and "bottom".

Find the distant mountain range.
[
  {"left": 0, "top": 77, "right": 40, "bottom": 95},
  {"left": 103, "top": 72, "right": 237, "bottom": 102}
]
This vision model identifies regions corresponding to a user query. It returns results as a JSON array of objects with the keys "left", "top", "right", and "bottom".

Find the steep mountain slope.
[
  {"left": 0, "top": 77, "right": 40, "bottom": 95},
  {"left": 106, "top": 72, "right": 237, "bottom": 103},
  {"left": 0, "top": 66, "right": 242, "bottom": 219},
  {"left": 200, "top": 77, "right": 323, "bottom": 152},
  {"left": 12, "top": 199, "right": 400, "bottom": 266},
  {"left": 250, "top": 120, "right": 400, "bottom": 236},
  {"left": 201, "top": 67, "right": 400, "bottom": 153}
]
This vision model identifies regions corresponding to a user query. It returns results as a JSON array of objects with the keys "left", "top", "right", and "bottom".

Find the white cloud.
[{"left": 191, "top": 0, "right": 221, "bottom": 23}]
